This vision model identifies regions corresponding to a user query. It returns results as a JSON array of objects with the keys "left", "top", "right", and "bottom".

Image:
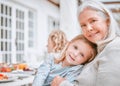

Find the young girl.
[
  {"left": 46, "top": 29, "right": 68, "bottom": 58},
  {"left": 33, "top": 34, "right": 97, "bottom": 86}
]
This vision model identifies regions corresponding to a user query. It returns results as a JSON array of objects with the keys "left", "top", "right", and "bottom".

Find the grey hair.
[{"left": 77, "top": 0, "right": 120, "bottom": 52}]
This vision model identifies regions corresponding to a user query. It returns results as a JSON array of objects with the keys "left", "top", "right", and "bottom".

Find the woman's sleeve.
[
  {"left": 60, "top": 80, "right": 77, "bottom": 86},
  {"left": 32, "top": 56, "right": 53, "bottom": 86},
  {"left": 96, "top": 47, "right": 120, "bottom": 86},
  {"left": 60, "top": 79, "right": 81, "bottom": 86}
]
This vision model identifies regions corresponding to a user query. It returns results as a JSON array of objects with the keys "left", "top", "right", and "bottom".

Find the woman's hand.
[{"left": 51, "top": 76, "right": 66, "bottom": 86}]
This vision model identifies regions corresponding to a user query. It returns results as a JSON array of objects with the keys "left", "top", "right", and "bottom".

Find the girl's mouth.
[{"left": 69, "top": 54, "right": 75, "bottom": 61}]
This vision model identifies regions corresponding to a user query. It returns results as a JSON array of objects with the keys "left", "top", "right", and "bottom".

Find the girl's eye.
[{"left": 80, "top": 53, "right": 84, "bottom": 57}]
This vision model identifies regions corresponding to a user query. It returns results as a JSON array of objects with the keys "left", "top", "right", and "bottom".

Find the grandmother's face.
[{"left": 79, "top": 8, "right": 109, "bottom": 43}]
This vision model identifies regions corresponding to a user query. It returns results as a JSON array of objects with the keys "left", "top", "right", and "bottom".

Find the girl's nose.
[{"left": 74, "top": 51, "right": 80, "bottom": 56}]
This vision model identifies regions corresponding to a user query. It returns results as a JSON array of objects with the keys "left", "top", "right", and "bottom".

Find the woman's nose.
[{"left": 87, "top": 24, "right": 93, "bottom": 32}]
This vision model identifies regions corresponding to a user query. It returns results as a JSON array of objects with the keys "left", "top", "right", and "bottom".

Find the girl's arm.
[{"left": 33, "top": 56, "right": 53, "bottom": 86}]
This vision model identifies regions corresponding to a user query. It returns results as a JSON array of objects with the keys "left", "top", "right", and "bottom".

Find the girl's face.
[
  {"left": 79, "top": 8, "right": 109, "bottom": 43},
  {"left": 47, "top": 38, "right": 54, "bottom": 53},
  {"left": 64, "top": 40, "right": 92, "bottom": 66}
]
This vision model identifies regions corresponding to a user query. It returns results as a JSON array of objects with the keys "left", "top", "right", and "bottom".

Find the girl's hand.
[{"left": 51, "top": 76, "right": 65, "bottom": 86}]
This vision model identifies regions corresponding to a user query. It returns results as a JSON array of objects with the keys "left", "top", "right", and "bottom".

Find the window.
[
  {"left": 28, "top": 11, "right": 36, "bottom": 47},
  {"left": 111, "top": 8, "right": 120, "bottom": 27},
  {"left": 16, "top": 9, "right": 25, "bottom": 62},
  {"left": 103, "top": 1, "right": 120, "bottom": 27},
  {"left": 48, "top": 16, "right": 59, "bottom": 34},
  {"left": 0, "top": 3, "right": 12, "bottom": 63},
  {"left": 0, "top": 1, "right": 36, "bottom": 63}
]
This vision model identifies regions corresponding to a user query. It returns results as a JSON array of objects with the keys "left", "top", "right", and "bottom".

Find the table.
[{"left": 0, "top": 73, "right": 35, "bottom": 86}]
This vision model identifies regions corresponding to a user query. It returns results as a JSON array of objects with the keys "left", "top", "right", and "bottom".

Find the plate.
[
  {"left": 12, "top": 70, "right": 36, "bottom": 75},
  {"left": 22, "top": 70, "right": 36, "bottom": 75},
  {"left": 0, "top": 76, "right": 17, "bottom": 83},
  {"left": 15, "top": 74, "right": 30, "bottom": 78}
]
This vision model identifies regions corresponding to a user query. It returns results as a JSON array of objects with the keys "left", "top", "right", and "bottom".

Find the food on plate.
[
  {"left": 0, "top": 67, "right": 12, "bottom": 72},
  {"left": 11, "top": 63, "right": 28, "bottom": 70},
  {"left": 0, "top": 73, "right": 8, "bottom": 80},
  {"left": 18, "top": 63, "right": 28, "bottom": 70},
  {"left": 0, "top": 63, "right": 35, "bottom": 73},
  {"left": 0, "top": 63, "right": 12, "bottom": 72}
]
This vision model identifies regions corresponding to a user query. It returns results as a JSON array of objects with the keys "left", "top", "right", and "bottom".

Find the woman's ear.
[{"left": 106, "top": 18, "right": 110, "bottom": 27}]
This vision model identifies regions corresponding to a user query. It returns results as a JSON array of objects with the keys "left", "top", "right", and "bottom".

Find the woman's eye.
[
  {"left": 74, "top": 46, "right": 78, "bottom": 50},
  {"left": 91, "top": 20, "right": 96, "bottom": 24},
  {"left": 81, "top": 24, "right": 86, "bottom": 28}
]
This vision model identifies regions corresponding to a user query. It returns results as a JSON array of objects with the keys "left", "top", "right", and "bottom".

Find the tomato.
[
  {"left": 0, "top": 67, "right": 11, "bottom": 72},
  {"left": 0, "top": 73, "right": 4, "bottom": 76}
]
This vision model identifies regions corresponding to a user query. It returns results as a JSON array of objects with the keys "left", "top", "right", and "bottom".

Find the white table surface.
[{"left": 0, "top": 73, "right": 35, "bottom": 86}]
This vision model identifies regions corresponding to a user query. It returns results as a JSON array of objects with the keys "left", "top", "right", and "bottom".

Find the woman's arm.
[
  {"left": 96, "top": 47, "right": 120, "bottom": 86},
  {"left": 51, "top": 76, "right": 66, "bottom": 86},
  {"left": 51, "top": 76, "right": 78, "bottom": 86}
]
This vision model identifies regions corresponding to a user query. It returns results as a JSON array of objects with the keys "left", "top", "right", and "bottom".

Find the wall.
[
  {"left": 60, "top": 0, "right": 81, "bottom": 41},
  {"left": 10, "top": 0, "right": 60, "bottom": 66}
]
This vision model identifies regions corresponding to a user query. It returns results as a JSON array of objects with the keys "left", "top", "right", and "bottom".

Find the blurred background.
[{"left": 0, "top": 0, "right": 120, "bottom": 68}]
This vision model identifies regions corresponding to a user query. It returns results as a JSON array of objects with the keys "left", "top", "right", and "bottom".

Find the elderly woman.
[{"left": 51, "top": 0, "right": 120, "bottom": 86}]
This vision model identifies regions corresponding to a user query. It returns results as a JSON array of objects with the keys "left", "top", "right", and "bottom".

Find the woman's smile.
[{"left": 88, "top": 31, "right": 99, "bottom": 37}]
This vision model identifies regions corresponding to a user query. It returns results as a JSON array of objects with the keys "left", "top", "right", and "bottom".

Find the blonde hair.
[
  {"left": 48, "top": 29, "right": 67, "bottom": 53},
  {"left": 55, "top": 34, "right": 97, "bottom": 64}
]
